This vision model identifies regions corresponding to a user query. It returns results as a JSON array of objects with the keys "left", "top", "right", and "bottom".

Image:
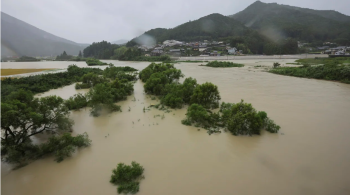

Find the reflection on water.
[{"left": 2, "top": 60, "right": 350, "bottom": 195}]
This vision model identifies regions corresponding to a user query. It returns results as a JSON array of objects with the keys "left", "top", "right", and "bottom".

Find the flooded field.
[{"left": 2, "top": 60, "right": 350, "bottom": 195}]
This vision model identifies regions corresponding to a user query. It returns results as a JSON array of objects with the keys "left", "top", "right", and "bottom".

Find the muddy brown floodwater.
[{"left": 2, "top": 60, "right": 350, "bottom": 195}]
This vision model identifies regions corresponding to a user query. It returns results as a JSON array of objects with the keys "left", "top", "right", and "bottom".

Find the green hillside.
[
  {"left": 127, "top": 14, "right": 254, "bottom": 44},
  {"left": 230, "top": 1, "right": 350, "bottom": 44}
]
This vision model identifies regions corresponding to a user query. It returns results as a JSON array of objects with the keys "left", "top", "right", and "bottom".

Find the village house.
[
  {"left": 227, "top": 47, "right": 237, "bottom": 55},
  {"left": 169, "top": 49, "right": 181, "bottom": 56},
  {"left": 151, "top": 49, "right": 163, "bottom": 56}
]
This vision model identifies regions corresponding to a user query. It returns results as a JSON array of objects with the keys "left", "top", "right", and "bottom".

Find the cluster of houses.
[
  {"left": 317, "top": 46, "right": 350, "bottom": 55},
  {"left": 298, "top": 41, "right": 350, "bottom": 55},
  {"left": 138, "top": 40, "right": 240, "bottom": 57}
]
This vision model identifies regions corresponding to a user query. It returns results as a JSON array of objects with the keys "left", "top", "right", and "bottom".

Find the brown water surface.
[{"left": 2, "top": 60, "right": 350, "bottom": 195}]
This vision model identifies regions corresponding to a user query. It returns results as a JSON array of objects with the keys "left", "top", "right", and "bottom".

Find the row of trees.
[
  {"left": 83, "top": 41, "right": 120, "bottom": 59},
  {"left": 139, "top": 62, "right": 280, "bottom": 136}
]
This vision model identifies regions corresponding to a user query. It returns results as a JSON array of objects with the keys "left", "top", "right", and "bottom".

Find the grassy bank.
[
  {"left": 1, "top": 69, "right": 55, "bottom": 76},
  {"left": 269, "top": 57, "right": 350, "bottom": 84}
]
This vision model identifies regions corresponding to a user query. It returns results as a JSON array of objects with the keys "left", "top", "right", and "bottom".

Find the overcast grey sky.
[{"left": 2, "top": 0, "right": 350, "bottom": 43}]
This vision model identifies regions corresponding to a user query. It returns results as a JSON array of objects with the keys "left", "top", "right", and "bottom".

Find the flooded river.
[{"left": 2, "top": 60, "right": 350, "bottom": 195}]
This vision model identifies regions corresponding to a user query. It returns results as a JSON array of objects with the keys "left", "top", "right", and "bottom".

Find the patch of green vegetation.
[
  {"left": 1, "top": 65, "right": 103, "bottom": 99},
  {"left": 75, "top": 72, "right": 106, "bottom": 89},
  {"left": 273, "top": 62, "right": 281, "bottom": 68},
  {"left": 64, "top": 93, "right": 88, "bottom": 110},
  {"left": 110, "top": 161, "right": 145, "bottom": 194},
  {"left": 1, "top": 64, "right": 136, "bottom": 168},
  {"left": 140, "top": 63, "right": 221, "bottom": 110},
  {"left": 15, "top": 56, "right": 40, "bottom": 62},
  {"left": 87, "top": 78, "right": 133, "bottom": 116},
  {"left": 270, "top": 58, "right": 350, "bottom": 84},
  {"left": 296, "top": 57, "right": 350, "bottom": 65},
  {"left": 175, "top": 60, "right": 209, "bottom": 63},
  {"left": 86, "top": 58, "right": 111, "bottom": 66},
  {"left": 286, "top": 62, "right": 301, "bottom": 65},
  {"left": 2, "top": 132, "right": 91, "bottom": 166},
  {"left": 204, "top": 61, "right": 244, "bottom": 68},
  {"left": 182, "top": 100, "right": 280, "bottom": 136}
]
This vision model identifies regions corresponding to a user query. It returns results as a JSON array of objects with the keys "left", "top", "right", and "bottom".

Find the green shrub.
[
  {"left": 139, "top": 63, "right": 176, "bottom": 82},
  {"left": 190, "top": 82, "right": 221, "bottom": 109},
  {"left": 110, "top": 161, "right": 145, "bottom": 194},
  {"left": 40, "top": 133, "right": 91, "bottom": 162},
  {"left": 2, "top": 133, "right": 91, "bottom": 165},
  {"left": 205, "top": 61, "right": 244, "bottom": 67},
  {"left": 225, "top": 100, "right": 280, "bottom": 136},
  {"left": 75, "top": 83, "right": 90, "bottom": 89},
  {"left": 273, "top": 62, "right": 281, "bottom": 68},
  {"left": 103, "top": 65, "right": 138, "bottom": 81},
  {"left": 87, "top": 79, "right": 132, "bottom": 116},
  {"left": 183, "top": 104, "right": 211, "bottom": 128},
  {"left": 182, "top": 100, "right": 280, "bottom": 136},
  {"left": 64, "top": 93, "right": 88, "bottom": 110},
  {"left": 85, "top": 58, "right": 110, "bottom": 66}
]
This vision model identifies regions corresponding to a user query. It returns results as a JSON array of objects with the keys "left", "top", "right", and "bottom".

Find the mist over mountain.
[
  {"left": 127, "top": 13, "right": 256, "bottom": 45},
  {"left": 1, "top": 12, "right": 86, "bottom": 57},
  {"left": 112, "top": 39, "right": 129, "bottom": 45}
]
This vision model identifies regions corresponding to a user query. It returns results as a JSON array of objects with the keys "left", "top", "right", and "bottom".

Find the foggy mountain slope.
[
  {"left": 230, "top": 1, "right": 350, "bottom": 43},
  {"left": 1, "top": 12, "right": 86, "bottom": 57},
  {"left": 126, "top": 13, "right": 259, "bottom": 46}
]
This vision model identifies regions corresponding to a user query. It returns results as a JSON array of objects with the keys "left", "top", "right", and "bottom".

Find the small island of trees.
[
  {"left": 110, "top": 161, "right": 145, "bottom": 194},
  {"left": 139, "top": 62, "right": 280, "bottom": 135},
  {"left": 204, "top": 61, "right": 244, "bottom": 68},
  {"left": 16, "top": 56, "right": 40, "bottom": 62}
]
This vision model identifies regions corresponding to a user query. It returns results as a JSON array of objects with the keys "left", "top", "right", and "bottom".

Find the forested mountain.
[
  {"left": 1, "top": 12, "right": 86, "bottom": 57},
  {"left": 127, "top": 14, "right": 259, "bottom": 45},
  {"left": 83, "top": 41, "right": 120, "bottom": 59},
  {"left": 230, "top": 1, "right": 350, "bottom": 44}
]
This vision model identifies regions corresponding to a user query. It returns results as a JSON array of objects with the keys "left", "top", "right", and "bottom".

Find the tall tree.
[{"left": 1, "top": 90, "right": 73, "bottom": 147}]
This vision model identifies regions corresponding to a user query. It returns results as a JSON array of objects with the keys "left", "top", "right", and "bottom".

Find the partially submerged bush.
[
  {"left": 103, "top": 64, "right": 138, "bottom": 81},
  {"left": 40, "top": 133, "right": 91, "bottom": 162},
  {"left": 205, "top": 61, "right": 244, "bottom": 68},
  {"left": 190, "top": 82, "right": 221, "bottom": 109},
  {"left": 87, "top": 81, "right": 129, "bottom": 116},
  {"left": 273, "top": 62, "right": 281, "bottom": 68},
  {"left": 224, "top": 100, "right": 280, "bottom": 136},
  {"left": 182, "top": 100, "right": 280, "bottom": 136},
  {"left": 181, "top": 104, "right": 211, "bottom": 128},
  {"left": 64, "top": 93, "right": 88, "bottom": 110},
  {"left": 139, "top": 63, "right": 176, "bottom": 82},
  {"left": 2, "top": 133, "right": 91, "bottom": 165},
  {"left": 85, "top": 58, "right": 110, "bottom": 66},
  {"left": 110, "top": 161, "right": 145, "bottom": 194}
]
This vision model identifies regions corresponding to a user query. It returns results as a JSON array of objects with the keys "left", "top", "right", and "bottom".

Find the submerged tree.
[
  {"left": 190, "top": 82, "right": 221, "bottom": 109},
  {"left": 1, "top": 90, "right": 73, "bottom": 147},
  {"left": 110, "top": 161, "right": 145, "bottom": 194}
]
